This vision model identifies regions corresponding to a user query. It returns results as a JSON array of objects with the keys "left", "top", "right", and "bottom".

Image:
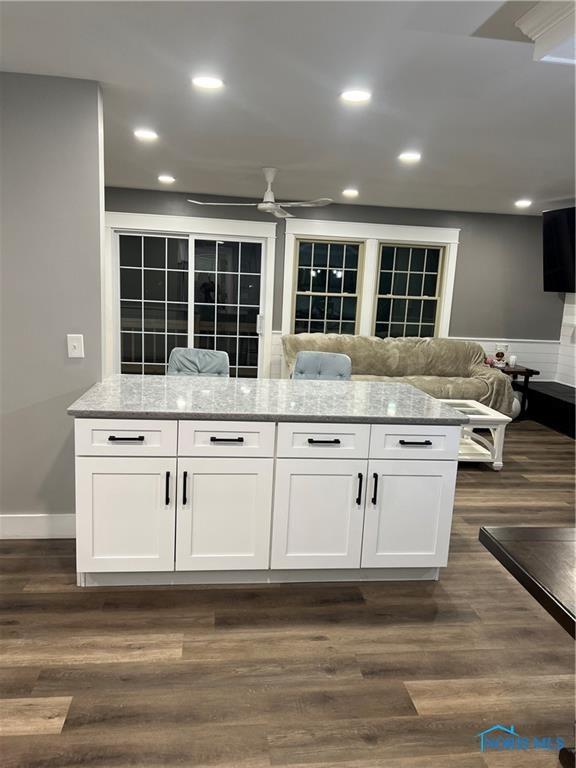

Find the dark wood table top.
[
  {"left": 479, "top": 526, "right": 575, "bottom": 638},
  {"left": 500, "top": 365, "right": 540, "bottom": 376}
]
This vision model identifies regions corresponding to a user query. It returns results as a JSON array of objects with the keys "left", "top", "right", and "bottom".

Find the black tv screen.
[{"left": 543, "top": 207, "right": 575, "bottom": 292}]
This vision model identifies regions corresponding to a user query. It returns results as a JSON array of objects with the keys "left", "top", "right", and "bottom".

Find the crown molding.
[{"left": 516, "top": 2, "right": 575, "bottom": 62}]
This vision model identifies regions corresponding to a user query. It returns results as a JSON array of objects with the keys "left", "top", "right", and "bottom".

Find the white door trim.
[{"left": 103, "top": 212, "right": 276, "bottom": 378}]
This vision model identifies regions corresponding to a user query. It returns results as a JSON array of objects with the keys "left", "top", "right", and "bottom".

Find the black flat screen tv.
[{"left": 543, "top": 206, "right": 575, "bottom": 292}]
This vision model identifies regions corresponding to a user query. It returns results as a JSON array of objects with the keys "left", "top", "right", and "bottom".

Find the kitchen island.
[{"left": 68, "top": 375, "right": 467, "bottom": 587}]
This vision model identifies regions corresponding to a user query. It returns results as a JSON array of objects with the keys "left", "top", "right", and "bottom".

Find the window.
[
  {"left": 119, "top": 234, "right": 189, "bottom": 374},
  {"left": 192, "top": 239, "right": 262, "bottom": 378},
  {"left": 292, "top": 240, "right": 362, "bottom": 334},
  {"left": 374, "top": 244, "right": 442, "bottom": 338},
  {"left": 282, "top": 220, "right": 459, "bottom": 342},
  {"left": 117, "top": 233, "right": 263, "bottom": 378}
]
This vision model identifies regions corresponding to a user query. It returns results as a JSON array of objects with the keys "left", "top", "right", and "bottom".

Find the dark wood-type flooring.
[{"left": 1, "top": 420, "right": 574, "bottom": 767}]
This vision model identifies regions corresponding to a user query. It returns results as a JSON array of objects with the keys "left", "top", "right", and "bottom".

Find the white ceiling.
[{"left": 1, "top": 1, "right": 574, "bottom": 214}]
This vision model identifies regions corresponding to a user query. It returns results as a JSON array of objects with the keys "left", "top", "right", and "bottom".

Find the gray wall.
[
  {"left": 105, "top": 187, "right": 564, "bottom": 339},
  {"left": 1, "top": 74, "right": 103, "bottom": 522}
]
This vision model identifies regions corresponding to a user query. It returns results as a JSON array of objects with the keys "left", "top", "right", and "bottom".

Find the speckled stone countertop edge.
[{"left": 67, "top": 408, "right": 467, "bottom": 425}]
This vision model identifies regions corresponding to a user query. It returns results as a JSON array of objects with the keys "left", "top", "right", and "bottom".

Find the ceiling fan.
[{"left": 187, "top": 168, "right": 333, "bottom": 219}]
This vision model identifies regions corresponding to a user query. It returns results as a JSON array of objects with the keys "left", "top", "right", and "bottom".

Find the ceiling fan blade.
[
  {"left": 271, "top": 207, "right": 294, "bottom": 219},
  {"left": 187, "top": 200, "right": 259, "bottom": 207},
  {"left": 278, "top": 198, "right": 333, "bottom": 208}
]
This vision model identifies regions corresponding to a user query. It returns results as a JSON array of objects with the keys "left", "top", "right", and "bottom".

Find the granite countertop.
[{"left": 68, "top": 375, "right": 468, "bottom": 425}]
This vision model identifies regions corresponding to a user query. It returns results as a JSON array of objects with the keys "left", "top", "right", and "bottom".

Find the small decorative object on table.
[{"left": 493, "top": 343, "right": 509, "bottom": 369}]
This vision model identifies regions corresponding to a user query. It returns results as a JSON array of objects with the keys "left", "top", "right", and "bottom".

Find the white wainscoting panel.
[{"left": 556, "top": 294, "right": 575, "bottom": 387}]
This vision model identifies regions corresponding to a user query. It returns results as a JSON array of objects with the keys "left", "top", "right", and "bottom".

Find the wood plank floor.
[{"left": 0, "top": 420, "right": 573, "bottom": 767}]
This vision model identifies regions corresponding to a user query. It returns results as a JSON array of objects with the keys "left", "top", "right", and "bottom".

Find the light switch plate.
[{"left": 67, "top": 334, "right": 85, "bottom": 358}]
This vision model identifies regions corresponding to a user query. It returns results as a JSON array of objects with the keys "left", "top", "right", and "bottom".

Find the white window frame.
[
  {"left": 282, "top": 219, "right": 460, "bottom": 339},
  {"left": 103, "top": 212, "right": 277, "bottom": 378}
]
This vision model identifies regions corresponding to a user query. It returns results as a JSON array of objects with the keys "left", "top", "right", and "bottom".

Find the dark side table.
[{"left": 500, "top": 365, "right": 540, "bottom": 415}]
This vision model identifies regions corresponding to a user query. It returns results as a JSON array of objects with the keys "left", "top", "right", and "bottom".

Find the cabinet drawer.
[
  {"left": 369, "top": 425, "right": 460, "bottom": 460},
  {"left": 277, "top": 423, "right": 370, "bottom": 459},
  {"left": 178, "top": 421, "right": 275, "bottom": 457},
  {"left": 75, "top": 419, "right": 177, "bottom": 457}
]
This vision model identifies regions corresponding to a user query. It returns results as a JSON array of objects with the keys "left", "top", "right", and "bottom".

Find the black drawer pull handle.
[
  {"left": 210, "top": 436, "right": 244, "bottom": 443},
  {"left": 165, "top": 471, "right": 171, "bottom": 506},
  {"left": 182, "top": 471, "right": 188, "bottom": 506},
  {"left": 356, "top": 473, "right": 363, "bottom": 506},
  {"left": 371, "top": 472, "right": 379, "bottom": 505},
  {"left": 108, "top": 435, "right": 145, "bottom": 442},
  {"left": 307, "top": 438, "right": 341, "bottom": 445},
  {"left": 398, "top": 439, "right": 433, "bottom": 446}
]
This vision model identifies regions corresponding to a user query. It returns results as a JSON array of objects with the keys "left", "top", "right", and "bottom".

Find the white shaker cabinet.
[
  {"left": 271, "top": 458, "right": 367, "bottom": 569},
  {"left": 361, "top": 459, "right": 458, "bottom": 568},
  {"left": 75, "top": 456, "right": 177, "bottom": 572},
  {"left": 176, "top": 458, "right": 274, "bottom": 571}
]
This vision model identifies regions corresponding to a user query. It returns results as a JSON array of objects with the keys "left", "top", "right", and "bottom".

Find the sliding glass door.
[{"left": 118, "top": 233, "right": 263, "bottom": 377}]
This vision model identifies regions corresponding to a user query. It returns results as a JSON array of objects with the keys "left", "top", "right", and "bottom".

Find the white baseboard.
[{"left": 0, "top": 513, "right": 75, "bottom": 539}]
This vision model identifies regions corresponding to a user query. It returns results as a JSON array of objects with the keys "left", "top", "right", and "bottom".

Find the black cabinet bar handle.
[
  {"left": 165, "top": 471, "right": 170, "bottom": 506},
  {"left": 398, "top": 439, "right": 433, "bottom": 446},
  {"left": 210, "top": 436, "right": 244, "bottom": 443},
  {"left": 356, "top": 473, "right": 363, "bottom": 506},
  {"left": 307, "top": 438, "right": 341, "bottom": 445},
  {"left": 108, "top": 435, "right": 145, "bottom": 442},
  {"left": 182, "top": 471, "right": 188, "bottom": 506},
  {"left": 371, "top": 472, "right": 379, "bottom": 505}
]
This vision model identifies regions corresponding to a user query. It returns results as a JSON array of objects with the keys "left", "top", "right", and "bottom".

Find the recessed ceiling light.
[
  {"left": 342, "top": 188, "right": 359, "bottom": 198},
  {"left": 340, "top": 89, "right": 371, "bottom": 104},
  {"left": 398, "top": 151, "right": 421, "bottom": 164},
  {"left": 192, "top": 75, "right": 224, "bottom": 90},
  {"left": 158, "top": 174, "right": 175, "bottom": 184},
  {"left": 515, "top": 199, "right": 532, "bottom": 208},
  {"left": 134, "top": 128, "right": 158, "bottom": 142}
]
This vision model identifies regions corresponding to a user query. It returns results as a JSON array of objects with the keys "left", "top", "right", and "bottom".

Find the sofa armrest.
[{"left": 469, "top": 364, "right": 515, "bottom": 416}]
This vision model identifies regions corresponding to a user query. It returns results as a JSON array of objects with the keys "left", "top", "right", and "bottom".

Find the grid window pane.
[
  {"left": 167, "top": 304, "right": 187, "bottom": 334},
  {"left": 119, "top": 235, "right": 190, "bottom": 374},
  {"left": 144, "top": 270, "right": 165, "bottom": 301},
  {"left": 374, "top": 243, "right": 442, "bottom": 339},
  {"left": 144, "top": 334, "right": 165, "bottom": 364},
  {"left": 167, "top": 271, "right": 188, "bottom": 302},
  {"left": 144, "top": 237, "right": 165, "bottom": 269},
  {"left": 144, "top": 302, "right": 165, "bottom": 333},
  {"left": 119, "top": 236, "right": 142, "bottom": 267},
  {"left": 217, "top": 241, "right": 239, "bottom": 272},
  {"left": 293, "top": 239, "right": 361, "bottom": 335},
  {"left": 195, "top": 273, "right": 215, "bottom": 303},
  {"left": 120, "top": 269, "right": 141, "bottom": 300},
  {"left": 193, "top": 240, "right": 261, "bottom": 377},
  {"left": 121, "top": 301, "right": 142, "bottom": 331},
  {"left": 240, "top": 275, "right": 260, "bottom": 305},
  {"left": 167, "top": 239, "right": 188, "bottom": 270}
]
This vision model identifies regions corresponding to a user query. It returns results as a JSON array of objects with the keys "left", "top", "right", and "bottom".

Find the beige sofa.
[{"left": 282, "top": 334, "right": 515, "bottom": 416}]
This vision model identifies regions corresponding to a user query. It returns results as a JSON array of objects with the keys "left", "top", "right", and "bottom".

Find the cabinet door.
[
  {"left": 361, "top": 460, "right": 457, "bottom": 568},
  {"left": 76, "top": 457, "right": 176, "bottom": 572},
  {"left": 271, "top": 459, "right": 367, "bottom": 569},
  {"left": 176, "top": 458, "right": 273, "bottom": 571}
]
